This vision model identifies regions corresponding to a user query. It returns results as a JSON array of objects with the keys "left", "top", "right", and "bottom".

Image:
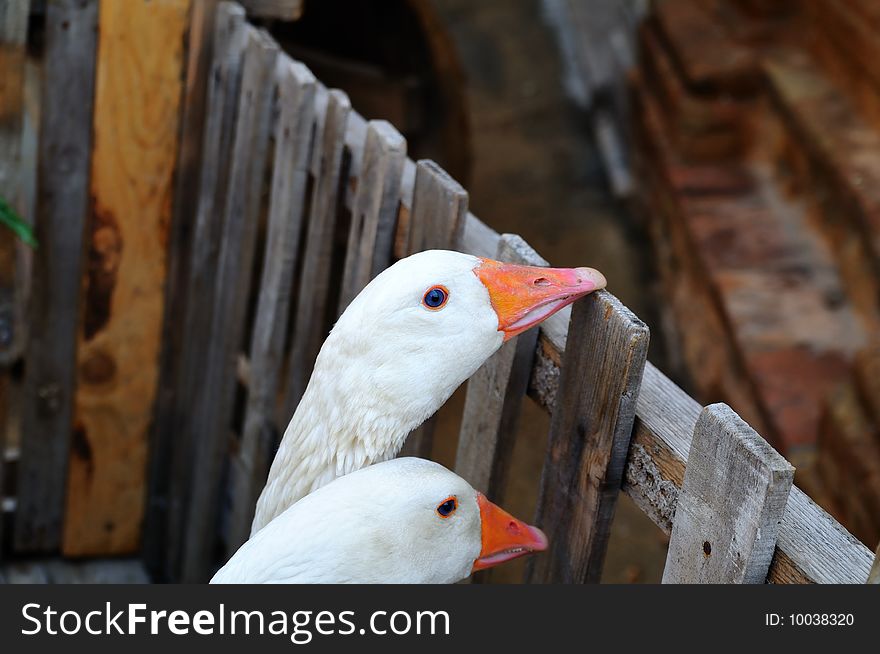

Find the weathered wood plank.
[
  {"left": 144, "top": 0, "right": 220, "bottom": 575},
  {"left": 15, "top": 0, "right": 98, "bottom": 553},
  {"left": 226, "top": 57, "right": 316, "bottom": 556},
  {"left": 527, "top": 290, "right": 649, "bottom": 583},
  {"left": 239, "top": 0, "right": 303, "bottom": 20},
  {"left": 283, "top": 89, "right": 351, "bottom": 415},
  {"left": 337, "top": 120, "right": 406, "bottom": 315},
  {"left": 663, "top": 403, "right": 795, "bottom": 583},
  {"left": 180, "top": 26, "right": 279, "bottom": 583},
  {"left": 0, "top": 0, "right": 30, "bottom": 366},
  {"left": 160, "top": 1, "right": 248, "bottom": 580},
  {"left": 398, "top": 160, "right": 468, "bottom": 459},
  {"left": 455, "top": 234, "right": 546, "bottom": 497},
  {"left": 61, "top": 0, "right": 191, "bottom": 558}
]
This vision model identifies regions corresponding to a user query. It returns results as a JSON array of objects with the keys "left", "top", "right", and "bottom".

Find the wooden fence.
[{"left": 0, "top": 1, "right": 877, "bottom": 584}]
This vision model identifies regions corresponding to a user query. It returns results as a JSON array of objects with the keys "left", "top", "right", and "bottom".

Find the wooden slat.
[
  {"left": 0, "top": 0, "right": 29, "bottom": 562},
  {"left": 61, "top": 0, "right": 191, "bottom": 558},
  {"left": 662, "top": 403, "right": 795, "bottom": 583},
  {"left": 398, "top": 160, "right": 468, "bottom": 459},
  {"left": 15, "top": 0, "right": 98, "bottom": 553},
  {"left": 160, "top": 1, "right": 247, "bottom": 580},
  {"left": 623, "top": 362, "right": 873, "bottom": 584},
  {"left": 180, "top": 26, "right": 279, "bottom": 583},
  {"left": 283, "top": 89, "right": 352, "bottom": 415},
  {"left": 239, "top": 0, "right": 303, "bottom": 20},
  {"left": 226, "top": 57, "right": 317, "bottom": 556},
  {"left": 527, "top": 290, "right": 649, "bottom": 583},
  {"left": 0, "top": 0, "right": 29, "bottom": 366},
  {"left": 337, "top": 120, "right": 406, "bottom": 314},
  {"left": 455, "top": 234, "right": 546, "bottom": 497},
  {"left": 144, "top": 0, "right": 220, "bottom": 575}
]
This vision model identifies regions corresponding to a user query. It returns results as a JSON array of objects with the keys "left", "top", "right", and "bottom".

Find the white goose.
[
  {"left": 215, "top": 458, "right": 547, "bottom": 583},
  {"left": 252, "top": 250, "right": 606, "bottom": 533}
]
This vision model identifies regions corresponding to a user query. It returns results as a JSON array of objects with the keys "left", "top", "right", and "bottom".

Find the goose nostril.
[{"left": 533, "top": 277, "right": 550, "bottom": 287}]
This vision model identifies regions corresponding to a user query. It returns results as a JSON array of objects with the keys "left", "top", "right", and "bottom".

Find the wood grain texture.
[
  {"left": 60, "top": 0, "right": 190, "bottom": 558},
  {"left": 527, "top": 290, "right": 649, "bottom": 583},
  {"left": 663, "top": 403, "right": 795, "bottom": 583},
  {"left": 337, "top": 120, "right": 406, "bottom": 315},
  {"left": 398, "top": 160, "right": 468, "bottom": 459},
  {"left": 15, "top": 0, "right": 98, "bottom": 553},
  {"left": 159, "top": 2, "right": 247, "bottom": 580},
  {"left": 455, "top": 234, "right": 546, "bottom": 497},
  {"left": 144, "top": 0, "right": 220, "bottom": 576},
  {"left": 284, "top": 89, "right": 351, "bottom": 414},
  {"left": 180, "top": 26, "right": 279, "bottom": 583},
  {"left": 226, "top": 57, "right": 316, "bottom": 556}
]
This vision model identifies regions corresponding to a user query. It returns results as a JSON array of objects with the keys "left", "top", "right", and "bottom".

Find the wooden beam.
[
  {"left": 663, "top": 403, "right": 795, "bottom": 583},
  {"left": 60, "top": 0, "right": 191, "bottom": 558},
  {"left": 226, "top": 57, "right": 316, "bottom": 557},
  {"left": 527, "top": 290, "right": 649, "bottom": 583},
  {"left": 145, "top": 0, "right": 219, "bottom": 576},
  {"left": 337, "top": 120, "right": 406, "bottom": 315},
  {"left": 455, "top": 234, "right": 545, "bottom": 498},
  {"left": 180, "top": 26, "right": 279, "bottom": 583},
  {"left": 15, "top": 0, "right": 98, "bottom": 553},
  {"left": 283, "top": 89, "right": 352, "bottom": 415},
  {"left": 398, "top": 160, "right": 468, "bottom": 459},
  {"left": 160, "top": 1, "right": 248, "bottom": 581}
]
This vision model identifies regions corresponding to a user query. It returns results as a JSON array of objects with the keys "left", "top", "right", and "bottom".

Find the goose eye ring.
[
  {"left": 436, "top": 496, "right": 457, "bottom": 518},
  {"left": 422, "top": 285, "right": 449, "bottom": 310}
]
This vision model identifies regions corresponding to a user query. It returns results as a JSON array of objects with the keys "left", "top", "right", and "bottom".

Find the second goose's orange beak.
[{"left": 474, "top": 258, "right": 607, "bottom": 340}]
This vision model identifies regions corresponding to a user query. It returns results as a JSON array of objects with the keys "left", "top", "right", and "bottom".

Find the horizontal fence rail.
[{"left": 3, "top": 0, "right": 876, "bottom": 586}]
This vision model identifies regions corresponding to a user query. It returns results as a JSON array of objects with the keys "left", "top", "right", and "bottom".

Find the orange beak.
[
  {"left": 472, "top": 493, "right": 548, "bottom": 572},
  {"left": 474, "top": 258, "right": 607, "bottom": 341}
]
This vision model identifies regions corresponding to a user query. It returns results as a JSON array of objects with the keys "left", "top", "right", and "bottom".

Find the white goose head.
[
  {"left": 321, "top": 249, "right": 605, "bottom": 427},
  {"left": 216, "top": 458, "right": 548, "bottom": 584},
  {"left": 253, "top": 250, "right": 605, "bottom": 532}
]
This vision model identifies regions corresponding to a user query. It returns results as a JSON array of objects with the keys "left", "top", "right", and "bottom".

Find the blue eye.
[
  {"left": 422, "top": 285, "right": 449, "bottom": 309},
  {"left": 436, "top": 497, "right": 457, "bottom": 518}
]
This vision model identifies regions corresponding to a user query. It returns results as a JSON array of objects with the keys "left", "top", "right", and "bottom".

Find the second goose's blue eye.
[{"left": 422, "top": 285, "right": 449, "bottom": 310}]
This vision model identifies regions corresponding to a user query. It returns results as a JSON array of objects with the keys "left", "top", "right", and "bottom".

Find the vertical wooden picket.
[
  {"left": 226, "top": 58, "right": 317, "bottom": 555},
  {"left": 15, "top": 0, "right": 98, "bottom": 553},
  {"left": 158, "top": 1, "right": 248, "bottom": 580},
  {"left": 180, "top": 26, "right": 279, "bottom": 583},
  {"left": 144, "top": 0, "right": 220, "bottom": 575},
  {"left": 662, "top": 404, "right": 795, "bottom": 584},
  {"left": 336, "top": 120, "right": 407, "bottom": 314},
  {"left": 527, "top": 290, "right": 649, "bottom": 583},
  {"left": 283, "top": 89, "right": 351, "bottom": 415}
]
